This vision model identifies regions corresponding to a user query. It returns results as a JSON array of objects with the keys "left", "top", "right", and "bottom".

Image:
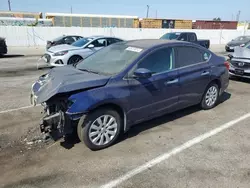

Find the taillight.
[{"left": 224, "top": 61, "right": 230, "bottom": 70}]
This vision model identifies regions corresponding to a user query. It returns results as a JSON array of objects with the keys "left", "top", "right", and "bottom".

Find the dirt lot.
[{"left": 0, "top": 55, "right": 250, "bottom": 188}]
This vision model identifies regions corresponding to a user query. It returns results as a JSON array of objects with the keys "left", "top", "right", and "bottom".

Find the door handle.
[
  {"left": 201, "top": 71, "right": 210, "bottom": 76},
  {"left": 165, "top": 78, "right": 179, "bottom": 85}
]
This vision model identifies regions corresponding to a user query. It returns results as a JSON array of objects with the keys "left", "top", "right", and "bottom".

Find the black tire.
[
  {"left": 68, "top": 55, "right": 83, "bottom": 65},
  {"left": 77, "top": 108, "right": 122, "bottom": 150},
  {"left": 201, "top": 83, "right": 219, "bottom": 110}
]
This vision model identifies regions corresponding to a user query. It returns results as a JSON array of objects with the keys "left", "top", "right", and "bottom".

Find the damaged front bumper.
[{"left": 40, "top": 105, "right": 74, "bottom": 140}]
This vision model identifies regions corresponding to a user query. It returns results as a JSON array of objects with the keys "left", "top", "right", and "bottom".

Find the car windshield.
[
  {"left": 53, "top": 35, "right": 64, "bottom": 41},
  {"left": 234, "top": 36, "right": 250, "bottom": 41},
  {"left": 245, "top": 42, "right": 250, "bottom": 49},
  {"left": 160, "top": 33, "right": 180, "bottom": 40},
  {"left": 76, "top": 43, "right": 143, "bottom": 75},
  {"left": 71, "top": 38, "right": 92, "bottom": 47}
]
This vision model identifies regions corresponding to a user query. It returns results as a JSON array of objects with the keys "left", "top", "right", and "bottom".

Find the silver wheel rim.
[
  {"left": 88, "top": 115, "right": 118, "bottom": 146},
  {"left": 205, "top": 86, "right": 218, "bottom": 107}
]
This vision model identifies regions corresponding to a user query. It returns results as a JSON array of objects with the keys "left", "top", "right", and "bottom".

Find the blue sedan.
[{"left": 31, "top": 39, "right": 229, "bottom": 150}]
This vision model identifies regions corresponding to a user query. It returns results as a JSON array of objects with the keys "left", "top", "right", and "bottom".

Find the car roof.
[
  {"left": 122, "top": 39, "right": 189, "bottom": 49},
  {"left": 168, "top": 32, "right": 194, "bottom": 34},
  {"left": 88, "top": 35, "right": 121, "bottom": 40}
]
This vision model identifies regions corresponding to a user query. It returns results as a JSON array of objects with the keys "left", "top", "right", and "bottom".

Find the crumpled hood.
[
  {"left": 48, "top": 44, "right": 82, "bottom": 53},
  {"left": 32, "top": 66, "right": 111, "bottom": 104},
  {"left": 232, "top": 47, "right": 250, "bottom": 59}
]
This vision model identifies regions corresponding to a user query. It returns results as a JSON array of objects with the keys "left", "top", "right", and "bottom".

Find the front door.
[
  {"left": 175, "top": 46, "right": 211, "bottom": 107},
  {"left": 126, "top": 47, "right": 180, "bottom": 124}
]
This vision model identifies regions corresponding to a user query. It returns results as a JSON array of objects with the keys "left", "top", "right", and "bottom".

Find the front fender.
[{"left": 66, "top": 85, "right": 130, "bottom": 115}]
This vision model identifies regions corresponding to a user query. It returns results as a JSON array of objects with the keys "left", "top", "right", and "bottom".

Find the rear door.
[
  {"left": 127, "top": 47, "right": 180, "bottom": 123},
  {"left": 175, "top": 45, "right": 211, "bottom": 107}
]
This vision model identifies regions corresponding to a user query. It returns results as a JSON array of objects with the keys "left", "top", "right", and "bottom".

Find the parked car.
[
  {"left": 42, "top": 36, "right": 123, "bottom": 66},
  {"left": 46, "top": 35, "right": 83, "bottom": 50},
  {"left": 160, "top": 32, "right": 210, "bottom": 49},
  {"left": 0, "top": 37, "right": 7, "bottom": 55},
  {"left": 225, "top": 36, "right": 250, "bottom": 52},
  {"left": 30, "top": 39, "right": 229, "bottom": 150},
  {"left": 228, "top": 42, "right": 250, "bottom": 78}
]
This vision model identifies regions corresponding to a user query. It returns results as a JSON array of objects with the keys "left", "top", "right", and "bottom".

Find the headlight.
[{"left": 53, "top": 51, "right": 68, "bottom": 56}]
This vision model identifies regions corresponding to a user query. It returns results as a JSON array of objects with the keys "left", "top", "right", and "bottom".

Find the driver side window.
[{"left": 136, "top": 47, "right": 174, "bottom": 75}]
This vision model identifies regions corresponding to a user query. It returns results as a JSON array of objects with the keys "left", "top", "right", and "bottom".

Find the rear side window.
[
  {"left": 107, "top": 38, "right": 122, "bottom": 46},
  {"left": 175, "top": 46, "right": 203, "bottom": 68},
  {"left": 189, "top": 34, "right": 196, "bottom": 42},
  {"left": 201, "top": 50, "right": 211, "bottom": 61},
  {"left": 179, "top": 33, "right": 188, "bottom": 41},
  {"left": 137, "top": 47, "right": 174, "bottom": 74}
]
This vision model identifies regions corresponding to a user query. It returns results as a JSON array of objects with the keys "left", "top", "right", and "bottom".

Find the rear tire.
[
  {"left": 77, "top": 108, "right": 122, "bottom": 150},
  {"left": 68, "top": 55, "right": 83, "bottom": 65},
  {"left": 201, "top": 83, "right": 219, "bottom": 110}
]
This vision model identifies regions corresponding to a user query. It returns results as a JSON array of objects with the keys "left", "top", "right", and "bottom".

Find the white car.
[{"left": 42, "top": 36, "right": 123, "bottom": 66}]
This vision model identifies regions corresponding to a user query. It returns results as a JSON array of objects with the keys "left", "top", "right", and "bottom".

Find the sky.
[{"left": 0, "top": 0, "right": 249, "bottom": 21}]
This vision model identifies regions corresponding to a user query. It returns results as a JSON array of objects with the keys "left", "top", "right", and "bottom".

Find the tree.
[{"left": 213, "top": 17, "right": 221, "bottom": 21}]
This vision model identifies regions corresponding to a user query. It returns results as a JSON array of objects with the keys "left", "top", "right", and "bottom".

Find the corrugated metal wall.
[
  {"left": 174, "top": 20, "right": 192, "bottom": 29},
  {"left": 48, "top": 16, "right": 136, "bottom": 28},
  {"left": 0, "top": 11, "right": 42, "bottom": 19},
  {"left": 193, "top": 21, "right": 238, "bottom": 29}
]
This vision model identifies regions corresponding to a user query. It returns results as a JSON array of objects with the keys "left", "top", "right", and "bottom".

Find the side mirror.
[
  {"left": 134, "top": 68, "right": 152, "bottom": 79},
  {"left": 88, "top": 44, "right": 94, "bottom": 48}
]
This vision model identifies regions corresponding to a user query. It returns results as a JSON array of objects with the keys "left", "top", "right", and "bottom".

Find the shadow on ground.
[
  {"left": 230, "top": 76, "right": 250, "bottom": 84},
  {"left": 0, "top": 54, "right": 24, "bottom": 58},
  {"left": 59, "top": 92, "right": 231, "bottom": 150}
]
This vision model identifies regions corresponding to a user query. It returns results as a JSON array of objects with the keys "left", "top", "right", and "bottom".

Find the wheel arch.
[
  {"left": 88, "top": 102, "right": 127, "bottom": 132},
  {"left": 67, "top": 54, "right": 84, "bottom": 64},
  {"left": 210, "top": 79, "right": 221, "bottom": 89}
]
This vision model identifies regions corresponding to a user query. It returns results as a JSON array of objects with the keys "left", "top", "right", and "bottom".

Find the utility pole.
[
  {"left": 146, "top": 5, "right": 149, "bottom": 18},
  {"left": 155, "top": 10, "right": 157, "bottom": 18},
  {"left": 70, "top": 6, "right": 72, "bottom": 14},
  {"left": 8, "top": 0, "right": 11, "bottom": 11},
  {"left": 236, "top": 10, "right": 241, "bottom": 22}
]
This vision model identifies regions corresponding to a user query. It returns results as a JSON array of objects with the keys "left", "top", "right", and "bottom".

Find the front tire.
[
  {"left": 77, "top": 108, "right": 122, "bottom": 150},
  {"left": 68, "top": 55, "right": 83, "bottom": 65},
  {"left": 201, "top": 83, "right": 219, "bottom": 110}
]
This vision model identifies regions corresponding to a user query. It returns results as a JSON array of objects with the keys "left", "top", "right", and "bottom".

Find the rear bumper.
[{"left": 220, "top": 71, "right": 229, "bottom": 95}]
